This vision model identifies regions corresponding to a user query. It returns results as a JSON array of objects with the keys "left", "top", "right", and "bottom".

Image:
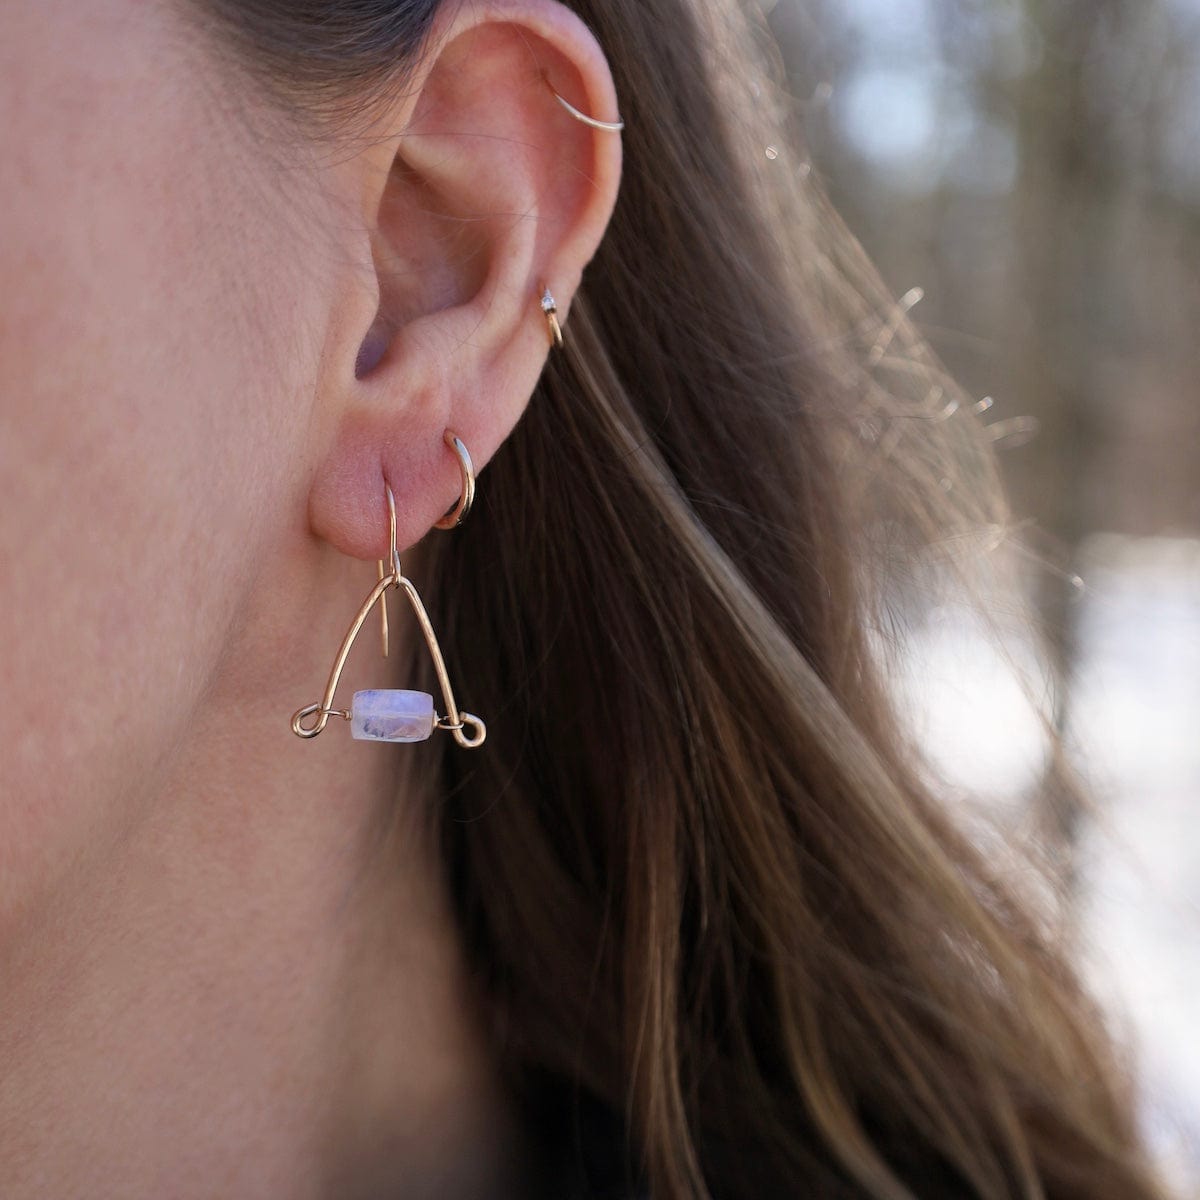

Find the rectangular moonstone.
[{"left": 350, "top": 689, "right": 436, "bottom": 742}]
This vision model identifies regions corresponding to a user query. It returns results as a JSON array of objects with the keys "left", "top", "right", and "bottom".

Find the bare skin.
[{"left": 0, "top": 0, "right": 622, "bottom": 1195}]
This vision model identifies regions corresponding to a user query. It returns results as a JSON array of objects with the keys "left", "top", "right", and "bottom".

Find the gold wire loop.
[
  {"left": 291, "top": 703, "right": 325, "bottom": 738},
  {"left": 433, "top": 430, "right": 475, "bottom": 530},
  {"left": 437, "top": 712, "right": 487, "bottom": 748},
  {"left": 291, "top": 702, "right": 351, "bottom": 739},
  {"left": 290, "top": 481, "right": 486, "bottom": 749}
]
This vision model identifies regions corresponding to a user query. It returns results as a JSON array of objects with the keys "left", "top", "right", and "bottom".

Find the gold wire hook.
[
  {"left": 376, "top": 482, "right": 403, "bottom": 657},
  {"left": 377, "top": 558, "right": 389, "bottom": 658}
]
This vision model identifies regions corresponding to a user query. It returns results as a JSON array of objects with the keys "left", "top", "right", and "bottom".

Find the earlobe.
[{"left": 306, "top": 0, "right": 622, "bottom": 565}]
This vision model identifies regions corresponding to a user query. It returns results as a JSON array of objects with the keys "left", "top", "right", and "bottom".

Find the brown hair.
[{"left": 189, "top": 0, "right": 1172, "bottom": 1196}]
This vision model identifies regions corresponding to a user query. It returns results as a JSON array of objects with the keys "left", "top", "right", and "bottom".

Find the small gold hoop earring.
[
  {"left": 540, "top": 285, "right": 563, "bottom": 349},
  {"left": 433, "top": 429, "right": 475, "bottom": 529},
  {"left": 290, "top": 481, "right": 486, "bottom": 750},
  {"left": 541, "top": 70, "right": 625, "bottom": 132}
]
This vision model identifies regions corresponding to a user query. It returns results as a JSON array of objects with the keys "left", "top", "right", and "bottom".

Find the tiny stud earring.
[
  {"left": 540, "top": 284, "right": 563, "bottom": 348},
  {"left": 291, "top": 439, "right": 486, "bottom": 750}
]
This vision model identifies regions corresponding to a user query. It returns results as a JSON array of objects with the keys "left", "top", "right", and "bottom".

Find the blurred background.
[{"left": 760, "top": 0, "right": 1199, "bottom": 1189}]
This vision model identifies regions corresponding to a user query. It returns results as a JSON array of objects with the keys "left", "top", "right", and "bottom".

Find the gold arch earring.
[{"left": 291, "top": 429, "right": 486, "bottom": 750}]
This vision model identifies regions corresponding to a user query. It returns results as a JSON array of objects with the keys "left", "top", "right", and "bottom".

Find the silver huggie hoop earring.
[
  {"left": 291, "top": 433, "right": 486, "bottom": 750},
  {"left": 541, "top": 69, "right": 625, "bottom": 132}
]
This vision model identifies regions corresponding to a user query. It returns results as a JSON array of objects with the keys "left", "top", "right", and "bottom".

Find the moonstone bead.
[{"left": 350, "top": 689, "right": 435, "bottom": 742}]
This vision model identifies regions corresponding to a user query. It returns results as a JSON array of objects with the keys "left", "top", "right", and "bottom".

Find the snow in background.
[{"left": 892, "top": 535, "right": 1200, "bottom": 1194}]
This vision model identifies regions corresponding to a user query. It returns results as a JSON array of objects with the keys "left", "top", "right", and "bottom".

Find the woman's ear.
[{"left": 307, "top": 0, "right": 623, "bottom": 561}]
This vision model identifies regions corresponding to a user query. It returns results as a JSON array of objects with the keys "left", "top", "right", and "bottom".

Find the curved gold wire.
[
  {"left": 433, "top": 430, "right": 475, "bottom": 530},
  {"left": 291, "top": 482, "right": 486, "bottom": 749},
  {"left": 377, "top": 481, "right": 401, "bottom": 657},
  {"left": 395, "top": 573, "right": 486, "bottom": 748},
  {"left": 291, "top": 571, "right": 393, "bottom": 739}
]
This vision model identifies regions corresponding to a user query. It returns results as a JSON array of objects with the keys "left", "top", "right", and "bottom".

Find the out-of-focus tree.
[{"left": 766, "top": 0, "right": 1200, "bottom": 877}]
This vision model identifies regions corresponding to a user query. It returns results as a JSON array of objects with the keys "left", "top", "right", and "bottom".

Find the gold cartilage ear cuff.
[
  {"left": 291, "top": 431, "right": 486, "bottom": 750},
  {"left": 541, "top": 69, "right": 625, "bottom": 132}
]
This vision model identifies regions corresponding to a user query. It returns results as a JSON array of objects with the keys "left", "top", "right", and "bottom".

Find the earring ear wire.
[
  {"left": 377, "top": 428, "right": 473, "bottom": 654},
  {"left": 291, "top": 433, "right": 486, "bottom": 750}
]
